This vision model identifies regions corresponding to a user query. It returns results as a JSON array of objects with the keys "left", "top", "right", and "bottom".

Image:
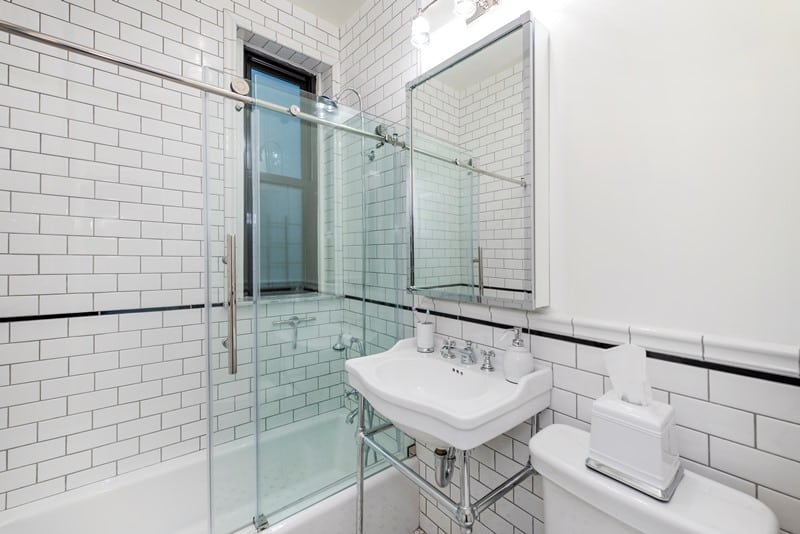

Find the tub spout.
[{"left": 346, "top": 407, "right": 359, "bottom": 424}]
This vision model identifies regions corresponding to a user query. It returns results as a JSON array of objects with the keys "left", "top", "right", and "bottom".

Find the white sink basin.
[{"left": 346, "top": 338, "right": 552, "bottom": 450}]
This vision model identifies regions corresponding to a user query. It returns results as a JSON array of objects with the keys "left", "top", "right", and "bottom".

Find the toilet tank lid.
[{"left": 529, "top": 425, "right": 779, "bottom": 534}]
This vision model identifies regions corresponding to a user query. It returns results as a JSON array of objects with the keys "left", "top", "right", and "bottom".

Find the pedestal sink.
[{"left": 346, "top": 338, "right": 552, "bottom": 450}]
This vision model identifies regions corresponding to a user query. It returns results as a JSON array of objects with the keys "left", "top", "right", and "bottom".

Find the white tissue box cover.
[{"left": 588, "top": 391, "right": 680, "bottom": 492}]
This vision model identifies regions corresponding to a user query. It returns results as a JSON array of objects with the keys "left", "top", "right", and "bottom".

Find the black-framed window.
[{"left": 244, "top": 51, "right": 318, "bottom": 297}]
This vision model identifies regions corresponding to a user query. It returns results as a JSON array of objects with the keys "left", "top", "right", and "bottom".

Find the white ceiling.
[{"left": 290, "top": 0, "right": 364, "bottom": 27}]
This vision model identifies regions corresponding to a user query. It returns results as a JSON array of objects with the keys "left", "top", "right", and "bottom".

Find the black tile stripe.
[
  {"left": 345, "top": 294, "right": 800, "bottom": 387},
  {"left": 0, "top": 302, "right": 224, "bottom": 324},
  {"left": 642, "top": 350, "right": 800, "bottom": 386},
  {"left": 415, "top": 283, "right": 533, "bottom": 294},
  {"left": 2, "top": 294, "right": 797, "bottom": 387}
]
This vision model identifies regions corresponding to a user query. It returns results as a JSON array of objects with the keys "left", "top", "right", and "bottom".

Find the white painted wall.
[{"left": 423, "top": 0, "right": 800, "bottom": 346}]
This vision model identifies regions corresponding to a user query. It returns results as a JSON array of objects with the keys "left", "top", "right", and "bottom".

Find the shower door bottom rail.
[
  {"left": 253, "top": 513, "right": 269, "bottom": 532},
  {"left": 354, "top": 397, "right": 537, "bottom": 534}
]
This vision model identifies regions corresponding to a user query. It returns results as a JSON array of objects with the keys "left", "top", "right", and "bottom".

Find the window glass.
[
  {"left": 252, "top": 71, "right": 302, "bottom": 180},
  {"left": 245, "top": 53, "right": 317, "bottom": 295},
  {"left": 260, "top": 183, "right": 303, "bottom": 288}
]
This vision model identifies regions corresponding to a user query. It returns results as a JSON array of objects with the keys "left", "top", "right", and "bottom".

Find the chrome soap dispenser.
[{"left": 504, "top": 328, "right": 535, "bottom": 383}]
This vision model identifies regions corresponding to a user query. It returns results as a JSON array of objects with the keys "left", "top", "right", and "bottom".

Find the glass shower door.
[
  {"left": 250, "top": 80, "right": 336, "bottom": 527},
  {"left": 251, "top": 88, "right": 362, "bottom": 526},
  {"left": 206, "top": 73, "right": 409, "bottom": 533},
  {"left": 251, "top": 89, "right": 411, "bottom": 527},
  {"left": 204, "top": 73, "right": 260, "bottom": 534}
]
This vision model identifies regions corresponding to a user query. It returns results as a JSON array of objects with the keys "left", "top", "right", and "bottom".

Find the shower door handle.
[
  {"left": 225, "top": 234, "right": 237, "bottom": 374},
  {"left": 473, "top": 246, "right": 484, "bottom": 297}
]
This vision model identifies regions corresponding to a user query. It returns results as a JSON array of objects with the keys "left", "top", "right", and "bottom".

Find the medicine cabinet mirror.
[{"left": 407, "top": 13, "right": 550, "bottom": 310}]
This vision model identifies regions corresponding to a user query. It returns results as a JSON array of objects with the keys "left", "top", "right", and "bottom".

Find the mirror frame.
[{"left": 406, "top": 12, "right": 550, "bottom": 309}]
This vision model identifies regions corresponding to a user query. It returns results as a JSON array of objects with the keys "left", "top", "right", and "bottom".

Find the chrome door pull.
[
  {"left": 473, "top": 246, "right": 484, "bottom": 298},
  {"left": 226, "top": 234, "right": 237, "bottom": 374}
]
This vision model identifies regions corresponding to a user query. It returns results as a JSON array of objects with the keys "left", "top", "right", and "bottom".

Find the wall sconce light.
[
  {"left": 411, "top": 11, "right": 431, "bottom": 48},
  {"left": 453, "top": 0, "right": 477, "bottom": 18},
  {"left": 410, "top": 0, "right": 501, "bottom": 48}
]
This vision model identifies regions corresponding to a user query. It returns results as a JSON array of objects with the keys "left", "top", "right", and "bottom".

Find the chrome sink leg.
[
  {"left": 458, "top": 449, "right": 474, "bottom": 534},
  {"left": 355, "top": 394, "right": 366, "bottom": 534}
]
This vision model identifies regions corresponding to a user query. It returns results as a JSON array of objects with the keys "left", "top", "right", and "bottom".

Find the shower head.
[
  {"left": 316, "top": 88, "right": 364, "bottom": 122},
  {"left": 315, "top": 95, "right": 338, "bottom": 117}
]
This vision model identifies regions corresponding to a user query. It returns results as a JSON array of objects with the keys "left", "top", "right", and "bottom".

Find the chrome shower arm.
[{"left": 333, "top": 87, "right": 363, "bottom": 113}]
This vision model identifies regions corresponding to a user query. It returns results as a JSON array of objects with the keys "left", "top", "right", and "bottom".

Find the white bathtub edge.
[
  {"left": 256, "top": 459, "right": 420, "bottom": 534},
  {"left": 0, "top": 450, "right": 208, "bottom": 529}
]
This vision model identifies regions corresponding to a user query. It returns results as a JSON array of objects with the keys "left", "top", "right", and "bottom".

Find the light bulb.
[
  {"left": 411, "top": 13, "right": 430, "bottom": 48},
  {"left": 453, "top": 0, "right": 476, "bottom": 18}
]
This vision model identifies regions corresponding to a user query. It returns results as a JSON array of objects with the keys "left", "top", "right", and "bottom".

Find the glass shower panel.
[
  {"left": 359, "top": 113, "right": 407, "bottom": 353},
  {"left": 203, "top": 72, "right": 258, "bottom": 534},
  {"left": 252, "top": 89, "right": 411, "bottom": 526},
  {"left": 207, "top": 74, "right": 409, "bottom": 532},
  {"left": 253, "top": 91, "right": 358, "bottom": 526}
]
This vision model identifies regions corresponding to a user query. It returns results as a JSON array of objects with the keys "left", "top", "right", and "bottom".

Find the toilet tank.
[
  {"left": 529, "top": 425, "right": 779, "bottom": 534},
  {"left": 541, "top": 477, "right": 642, "bottom": 534}
]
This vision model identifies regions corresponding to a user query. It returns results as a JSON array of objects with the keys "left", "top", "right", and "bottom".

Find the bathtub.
[
  {"left": 0, "top": 410, "right": 418, "bottom": 534},
  {"left": 0, "top": 450, "right": 208, "bottom": 534}
]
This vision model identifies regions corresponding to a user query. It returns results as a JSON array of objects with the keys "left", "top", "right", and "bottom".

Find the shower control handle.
[
  {"left": 273, "top": 316, "right": 317, "bottom": 350},
  {"left": 226, "top": 234, "right": 237, "bottom": 374}
]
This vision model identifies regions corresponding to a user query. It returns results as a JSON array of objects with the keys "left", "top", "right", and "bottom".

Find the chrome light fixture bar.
[
  {"left": 411, "top": 0, "right": 502, "bottom": 49},
  {"left": 466, "top": 0, "right": 501, "bottom": 24}
]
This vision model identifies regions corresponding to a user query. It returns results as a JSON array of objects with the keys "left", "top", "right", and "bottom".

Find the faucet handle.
[
  {"left": 464, "top": 340, "right": 473, "bottom": 348},
  {"left": 480, "top": 349, "right": 496, "bottom": 372},
  {"left": 440, "top": 339, "right": 456, "bottom": 358}
]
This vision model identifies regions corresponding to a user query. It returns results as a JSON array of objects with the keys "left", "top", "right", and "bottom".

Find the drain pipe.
[
  {"left": 356, "top": 414, "right": 541, "bottom": 533},
  {"left": 434, "top": 447, "right": 456, "bottom": 487}
]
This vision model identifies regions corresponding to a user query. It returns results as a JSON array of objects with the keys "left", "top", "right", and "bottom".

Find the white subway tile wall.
[
  {"left": 258, "top": 297, "right": 346, "bottom": 431},
  {"left": 339, "top": 0, "right": 417, "bottom": 333},
  {"left": 0, "top": 0, "right": 346, "bottom": 512},
  {"left": 0, "top": 309, "right": 206, "bottom": 509},
  {"left": 408, "top": 315, "right": 800, "bottom": 534}
]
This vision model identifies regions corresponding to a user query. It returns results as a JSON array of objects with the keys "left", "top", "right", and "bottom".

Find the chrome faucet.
[
  {"left": 346, "top": 406, "right": 359, "bottom": 424},
  {"left": 480, "top": 349, "right": 496, "bottom": 372},
  {"left": 440, "top": 339, "right": 457, "bottom": 359},
  {"left": 441, "top": 339, "right": 477, "bottom": 365}
]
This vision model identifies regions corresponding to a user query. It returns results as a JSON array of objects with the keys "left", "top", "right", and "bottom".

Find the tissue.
[{"left": 604, "top": 344, "right": 652, "bottom": 406}]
